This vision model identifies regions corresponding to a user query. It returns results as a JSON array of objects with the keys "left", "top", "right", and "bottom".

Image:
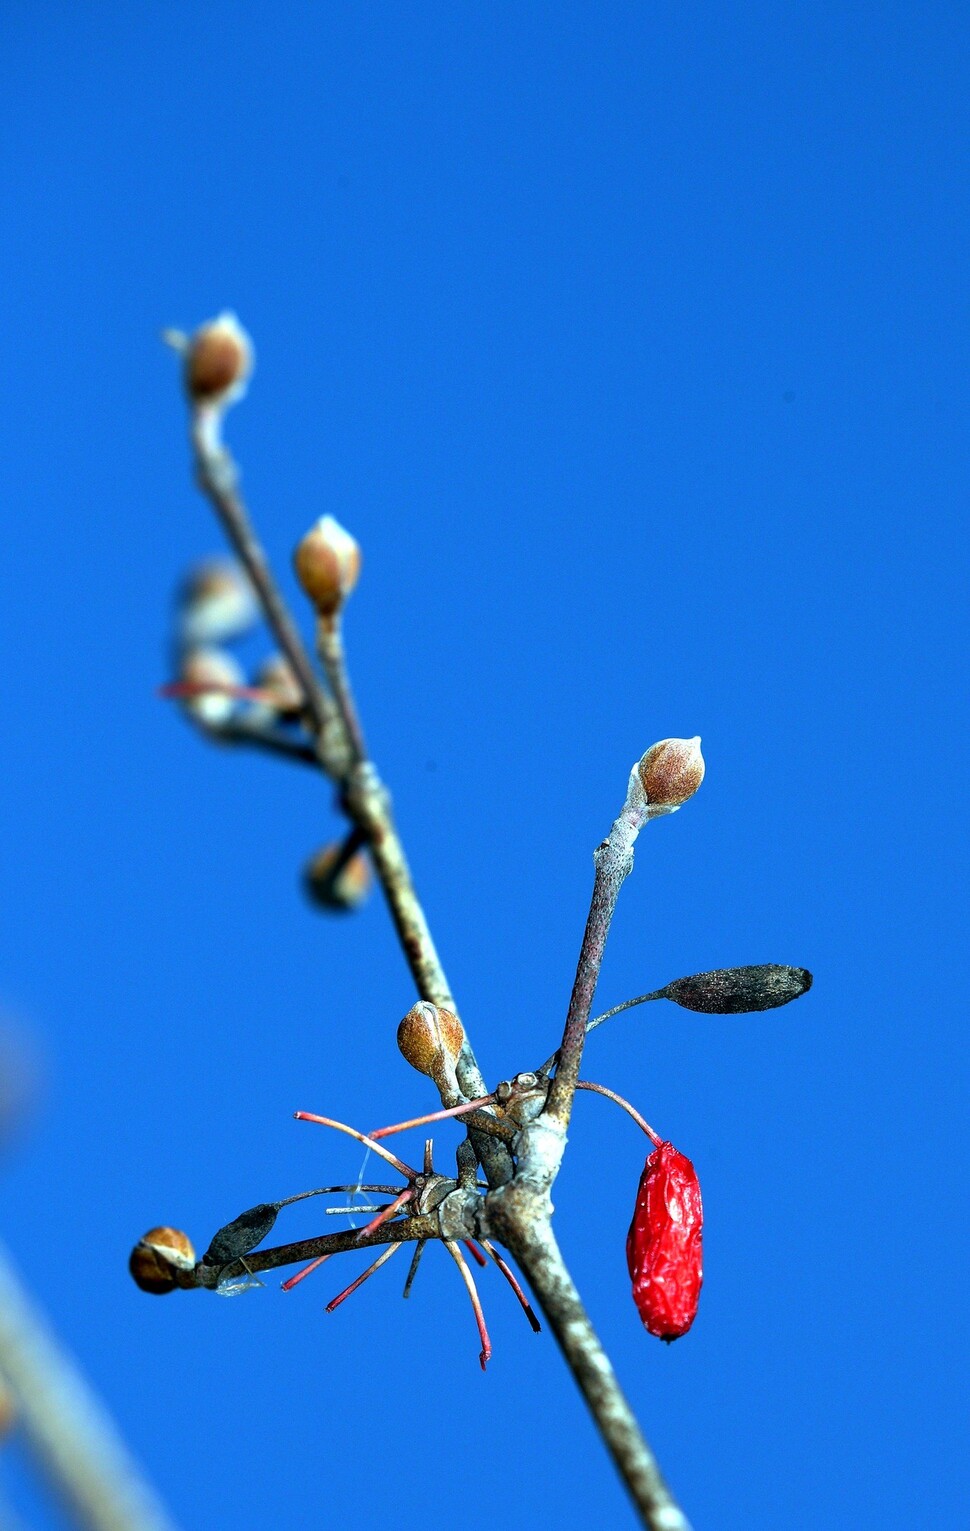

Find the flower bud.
[
  {"left": 183, "top": 313, "right": 252, "bottom": 407},
  {"left": 637, "top": 737, "right": 705, "bottom": 814},
  {"left": 178, "top": 647, "right": 246, "bottom": 727},
  {"left": 293, "top": 516, "right": 361, "bottom": 617},
  {"left": 397, "top": 1001, "right": 464, "bottom": 1084},
  {"left": 178, "top": 558, "right": 257, "bottom": 647},
  {"left": 129, "top": 1227, "right": 196, "bottom": 1295},
  {"left": 303, "top": 843, "right": 371, "bottom": 912}
]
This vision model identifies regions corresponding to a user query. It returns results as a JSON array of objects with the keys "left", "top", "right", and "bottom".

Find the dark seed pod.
[
  {"left": 662, "top": 965, "right": 812, "bottom": 1014},
  {"left": 202, "top": 1204, "right": 280, "bottom": 1268}
]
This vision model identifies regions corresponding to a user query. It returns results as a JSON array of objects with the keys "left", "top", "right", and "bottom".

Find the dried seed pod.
[
  {"left": 293, "top": 516, "right": 361, "bottom": 617},
  {"left": 662, "top": 964, "right": 812, "bottom": 1014},
  {"left": 183, "top": 313, "right": 252, "bottom": 406},
  {"left": 303, "top": 843, "right": 371, "bottom": 913},
  {"left": 637, "top": 737, "right": 705, "bottom": 815},
  {"left": 129, "top": 1227, "right": 196, "bottom": 1295},
  {"left": 178, "top": 558, "right": 258, "bottom": 648},
  {"left": 627, "top": 1143, "right": 703, "bottom": 1342},
  {"left": 203, "top": 1204, "right": 280, "bottom": 1268},
  {"left": 397, "top": 1001, "right": 464, "bottom": 1092}
]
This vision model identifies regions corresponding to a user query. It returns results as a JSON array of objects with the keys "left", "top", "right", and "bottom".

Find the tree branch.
[
  {"left": 0, "top": 1243, "right": 180, "bottom": 1531},
  {"left": 485, "top": 1198, "right": 690, "bottom": 1531},
  {"left": 545, "top": 772, "right": 647, "bottom": 1130}
]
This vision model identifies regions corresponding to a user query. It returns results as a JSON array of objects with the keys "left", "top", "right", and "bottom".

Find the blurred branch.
[{"left": 0, "top": 1243, "right": 179, "bottom": 1531}]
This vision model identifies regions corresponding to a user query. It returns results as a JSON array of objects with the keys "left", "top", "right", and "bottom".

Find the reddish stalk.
[
  {"left": 575, "top": 1080, "right": 662, "bottom": 1146},
  {"left": 369, "top": 1094, "right": 496, "bottom": 1141},
  {"left": 480, "top": 1240, "right": 542, "bottom": 1334},
  {"left": 445, "top": 1240, "right": 492, "bottom": 1371},
  {"left": 355, "top": 1189, "right": 413, "bottom": 1243},
  {"left": 159, "top": 681, "right": 279, "bottom": 704},
  {"left": 325, "top": 1244, "right": 402, "bottom": 1314},
  {"left": 281, "top": 1255, "right": 332, "bottom": 1291},
  {"left": 293, "top": 1112, "right": 417, "bottom": 1179},
  {"left": 463, "top": 1239, "right": 488, "bottom": 1269}
]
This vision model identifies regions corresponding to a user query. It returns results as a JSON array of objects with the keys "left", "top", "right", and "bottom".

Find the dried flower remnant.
[
  {"left": 293, "top": 515, "right": 361, "bottom": 618},
  {"left": 662, "top": 964, "right": 813, "bottom": 1014},
  {"left": 627, "top": 1142, "right": 703, "bottom": 1342},
  {"left": 303, "top": 842, "right": 371, "bottom": 913},
  {"left": 637, "top": 737, "right": 705, "bottom": 816},
  {"left": 129, "top": 1227, "right": 196, "bottom": 1295}
]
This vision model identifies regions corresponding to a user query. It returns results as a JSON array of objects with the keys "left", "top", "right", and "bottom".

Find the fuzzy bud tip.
[
  {"left": 638, "top": 736, "right": 705, "bottom": 813},
  {"left": 293, "top": 515, "right": 361, "bottom": 617},
  {"left": 183, "top": 313, "right": 252, "bottom": 407},
  {"left": 396, "top": 1001, "right": 464, "bottom": 1080},
  {"left": 129, "top": 1227, "right": 196, "bottom": 1295}
]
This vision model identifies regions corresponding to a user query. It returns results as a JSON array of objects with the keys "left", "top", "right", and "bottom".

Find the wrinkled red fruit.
[{"left": 626, "top": 1141, "right": 703, "bottom": 1342}]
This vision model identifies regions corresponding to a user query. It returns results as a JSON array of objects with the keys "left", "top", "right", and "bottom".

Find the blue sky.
[{"left": 1, "top": 5, "right": 966, "bottom": 1527}]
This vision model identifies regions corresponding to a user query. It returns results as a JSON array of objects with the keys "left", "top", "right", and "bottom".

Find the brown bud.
[
  {"left": 397, "top": 1001, "right": 464, "bottom": 1082},
  {"left": 184, "top": 313, "right": 252, "bottom": 405},
  {"left": 638, "top": 737, "right": 705, "bottom": 813},
  {"left": 303, "top": 843, "right": 371, "bottom": 912},
  {"left": 129, "top": 1227, "right": 196, "bottom": 1295},
  {"left": 293, "top": 516, "right": 361, "bottom": 617}
]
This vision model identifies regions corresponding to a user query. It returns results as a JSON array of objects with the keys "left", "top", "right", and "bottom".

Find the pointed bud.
[
  {"left": 397, "top": 1001, "right": 464, "bottom": 1090},
  {"left": 303, "top": 843, "right": 371, "bottom": 912},
  {"left": 637, "top": 737, "right": 705, "bottom": 815},
  {"left": 293, "top": 516, "right": 361, "bottom": 617},
  {"left": 662, "top": 964, "right": 812, "bottom": 1014},
  {"left": 129, "top": 1227, "right": 196, "bottom": 1295},
  {"left": 183, "top": 313, "right": 252, "bottom": 407},
  {"left": 178, "top": 646, "right": 246, "bottom": 727},
  {"left": 178, "top": 558, "right": 257, "bottom": 647}
]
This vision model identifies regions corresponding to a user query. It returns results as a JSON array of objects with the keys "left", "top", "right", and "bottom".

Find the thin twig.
[
  {"left": 537, "top": 990, "right": 666, "bottom": 1076},
  {"left": 486, "top": 1214, "right": 691, "bottom": 1531},
  {"left": 444, "top": 1241, "right": 492, "bottom": 1370},
  {"left": 544, "top": 778, "right": 648, "bottom": 1130},
  {"left": 325, "top": 1244, "right": 402, "bottom": 1313},
  {"left": 190, "top": 414, "right": 332, "bottom": 736},
  {"left": 0, "top": 1243, "right": 180, "bottom": 1531},
  {"left": 182, "top": 1213, "right": 440, "bottom": 1289},
  {"left": 186, "top": 401, "right": 511, "bottom": 1185},
  {"left": 315, "top": 615, "right": 367, "bottom": 762},
  {"left": 280, "top": 1255, "right": 332, "bottom": 1291},
  {"left": 575, "top": 1080, "right": 662, "bottom": 1145},
  {"left": 479, "top": 1240, "right": 542, "bottom": 1334},
  {"left": 402, "top": 1240, "right": 427, "bottom": 1298}
]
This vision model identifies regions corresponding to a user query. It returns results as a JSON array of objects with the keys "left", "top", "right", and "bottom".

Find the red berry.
[{"left": 626, "top": 1141, "right": 703, "bottom": 1342}]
